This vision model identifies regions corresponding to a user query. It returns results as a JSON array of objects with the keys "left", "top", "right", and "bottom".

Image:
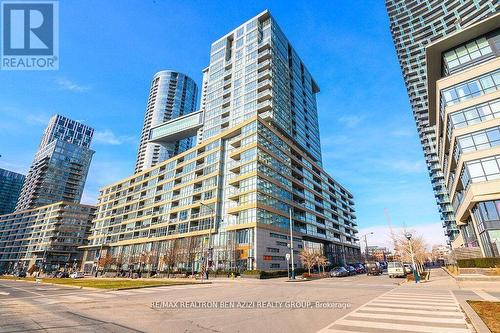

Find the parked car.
[
  {"left": 70, "top": 271, "right": 85, "bottom": 279},
  {"left": 388, "top": 262, "right": 406, "bottom": 278},
  {"left": 57, "top": 271, "right": 70, "bottom": 278},
  {"left": 345, "top": 265, "right": 357, "bottom": 275},
  {"left": 403, "top": 263, "right": 412, "bottom": 274},
  {"left": 365, "top": 262, "right": 382, "bottom": 276},
  {"left": 330, "top": 267, "right": 349, "bottom": 277},
  {"left": 353, "top": 263, "right": 366, "bottom": 274},
  {"left": 14, "top": 271, "right": 27, "bottom": 278}
]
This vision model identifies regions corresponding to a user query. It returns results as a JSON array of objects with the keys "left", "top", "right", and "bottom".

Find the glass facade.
[
  {"left": 386, "top": 0, "right": 500, "bottom": 242},
  {"left": 441, "top": 70, "right": 500, "bottom": 109},
  {"left": 0, "top": 169, "right": 25, "bottom": 215},
  {"left": 83, "top": 11, "right": 359, "bottom": 272},
  {"left": 201, "top": 12, "right": 322, "bottom": 164},
  {"left": 454, "top": 126, "right": 500, "bottom": 162},
  {"left": 472, "top": 201, "right": 500, "bottom": 257},
  {"left": 447, "top": 99, "right": 500, "bottom": 138},
  {"left": 0, "top": 202, "right": 95, "bottom": 273},
  {"left": 460, "top": 155, "right": 500, "bottom": 190},
  {"left": 135, "top": 71, "right": 198, "bottom": 173},
  {"left": 16, "top": 115, "right": 95, "bottom": 211},
  {"left": 443, "top": 30, "right": 499, "bottom": 76}
]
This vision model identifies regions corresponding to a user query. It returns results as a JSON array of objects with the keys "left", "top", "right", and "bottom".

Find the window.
[
  {"left": 455, "top": 126, "right": 500, "bottom": 161},
  {"left": 441, "top": 70, "right": 500, "bottom": 107},
  {"left": 443, "top": 35, "right": 496, "bottom": 75},
  {"left": 461, "top": 155, "right": 500, "bottom": 189}
]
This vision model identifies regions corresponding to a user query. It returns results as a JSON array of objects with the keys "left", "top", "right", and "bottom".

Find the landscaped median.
[
  {"left": 0, "top": 276, "right": 202, "bottom": 290},
  {"left": 467, "top": 301, "right": 500, "bottom": 333}
]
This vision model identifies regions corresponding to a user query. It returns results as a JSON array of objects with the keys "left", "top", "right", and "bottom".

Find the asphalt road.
[{"left": 0, "top": 270, "right": 498, "bottom": 333}]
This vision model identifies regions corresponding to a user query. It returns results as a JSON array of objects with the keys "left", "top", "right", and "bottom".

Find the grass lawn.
[
  {"left": 467, "top": 300, "right": 500, "bottom": 333},
  {"left": 0, "top": 276, "right": 199, "bottom": 290}
]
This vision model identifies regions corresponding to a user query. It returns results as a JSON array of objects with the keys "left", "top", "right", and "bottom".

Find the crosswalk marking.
[
  {"left": 359, "top": 306, "right": 462, "bottom": 316},
  {"left": 375, "top": 297, "right": 457, "bottom": 305},
  {"left": 472, "top": 289, "right": 499, "bottom": 301},
  {"left": 333, "top": 319, "right": 469, "bottom": 333},
  {"left": 349, "top": 312, "right": 466, "bottom": 324},
  {"left": 369, "top": 301, "right": 459, "bottom": 310},
  {"left": 319, "top": 289, "right": 470, "bottom": 333}
]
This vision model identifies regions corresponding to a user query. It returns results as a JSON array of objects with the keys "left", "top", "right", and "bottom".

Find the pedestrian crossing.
[
  {"left": 319, "top": 289, "right": 471, "bottom": 333},
  {"left": 3, "top": 283, "right": 212, "bottom": 306}
]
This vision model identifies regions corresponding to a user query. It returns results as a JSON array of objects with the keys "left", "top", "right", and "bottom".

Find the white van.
[
  {"left": 388, "top": 262, "right": 405, "bottom": 278},
  {"left": 70, "top": 271, "right": 85, "bottom": 279}
]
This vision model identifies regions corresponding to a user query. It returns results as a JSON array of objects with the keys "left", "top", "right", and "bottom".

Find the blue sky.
[{"left": 0, "top": 1, "right": 446, "bottom": 247}]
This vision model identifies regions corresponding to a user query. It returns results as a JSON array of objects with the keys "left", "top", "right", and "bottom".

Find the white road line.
[
  {"left": 33, "top": 298, "right": 61, "bottom": 305},
  {"left": 347, "top": 312, "right": 466, "bottom": 324},
  {"left": 376, "top": 297, "right": 456, "bottom": 305},
  {"left": 381, "top": 292, "right": 454, "bottom": 298},
  {"left": 88, "top": 293, "right": 116, "bottom": 298},
  {"left": 320, "top": 328, "right": 366, "bottom": 333},
  {"left": 472, "top": 289, "right": 499, "bottom": 301},
  {"left": 108, "top": 291, "right": 136, "bottom": 295},
  {"left": 58, "top": 295, "right": 90, "bottom": 302},
  {"left": 0, "top": 291, "right": 10, "bottom": 296},
  {"left": 127, "top": 288, "right": 158, "bottom": 293},
  {"left": 359, "top": 306, "right": 462, "bottom": 316},
  {"left": 0, "top": 282, "right": 44, "bottom": 296},
  {"left": 335, "top": 319, "right": 469, "bottom": 333},
  {"left": 369, "top": 302, "right": 459, "bottom": 310},
  {"left": 387, "top": 292, "right": 452, "bottom": 298}
]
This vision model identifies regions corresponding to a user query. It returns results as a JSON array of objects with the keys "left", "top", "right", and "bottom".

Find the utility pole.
[
  {"left": 201, "top": 202, "right": 214, "bottom": 280},
  {"left": 361, "top": 232, "right": 374, "bottom": 261},
  {"left": 289, "top": 208, "right": 295, "bottom": 280}
]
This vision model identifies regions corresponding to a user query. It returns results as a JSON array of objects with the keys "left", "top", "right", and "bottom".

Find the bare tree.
[
  {"left": 159, "top": 239, "right": 180, "bottom": 277},
  {"left": 316, "top": 254, "right": 329, "bottom": 274},
  {"left": 299, "top": 249, "right": 317, "bottom": 274},
  {"left": 98, "top": 252, "right": 115, "bottom": 273},
  {"left": 394, "top": 230, "right": 429, "bottom": 274}
]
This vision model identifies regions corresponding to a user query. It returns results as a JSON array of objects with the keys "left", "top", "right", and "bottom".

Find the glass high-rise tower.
[
  {"left": 0, "top": 168, "right": 25, "bottom": 215},
  {"left": 135, "top": 71, "right": 198, "bottom": 174},
  {"left": 385, "top": 0, "right": 499, "bottom": 243},
  {"left": 82, "top": 10, "right": 359, "bottom": 274},
  {"left": 16, "top": 115, "right": 94, "bottom": 211}
]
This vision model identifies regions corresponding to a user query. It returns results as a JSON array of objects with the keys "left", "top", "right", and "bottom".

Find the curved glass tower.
[{"left": 135, "top": 70, "right": 198, "bottom": 173}]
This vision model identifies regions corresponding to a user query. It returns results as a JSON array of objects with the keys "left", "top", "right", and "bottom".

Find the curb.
[{"left": 459, "top": 301, "right": 492, "bottom": 333}]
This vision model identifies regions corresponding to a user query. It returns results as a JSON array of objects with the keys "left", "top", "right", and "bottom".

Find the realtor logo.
[{"left": 1, "top": 1, "right": 59, "bottom": 70}]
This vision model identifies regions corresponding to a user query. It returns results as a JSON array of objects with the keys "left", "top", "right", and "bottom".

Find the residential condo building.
[
  {"left": 427, "top": 13, "right": 500, "bottom": 257},
  {"left": 135, "top": 71, "right": 198, "bottom": 173},
  {"left": 386, "top": 0, "right": 499, "bottom": 243},
  {"left": 0, "top": 168, "right": 25, "bottom": 215},
  {"left": 16, "top": 115, "right": 95, "bottom": 211},
  {"left": 0, "top": 202, "right": 95, "bottom": 272},
  {"left": 82, "top": 10, "right": 359, "bottom": 274}
]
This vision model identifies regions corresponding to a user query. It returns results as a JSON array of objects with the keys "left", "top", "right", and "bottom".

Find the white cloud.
[
  {"left": 337, "top": 114, "right": 365, "bottom": 128},
  {"left": 358, "top": 222, "right": 447, "bottom": 252},
  {"left": 390, "top": 128, "right": 415, "bottom": 137},
  {"left": 388, "top": 159, "right": 426, "bottom": 174},
  {"left": 56, "top": 78, "right": 90, "bottom": 92},
  {"left": 93, "top": 129, "right": 136, "bottom": 146}
]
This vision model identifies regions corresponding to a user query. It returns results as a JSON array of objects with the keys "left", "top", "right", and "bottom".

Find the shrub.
[{"left": 457, "top": 258, "right": 500, "bottom": 268}]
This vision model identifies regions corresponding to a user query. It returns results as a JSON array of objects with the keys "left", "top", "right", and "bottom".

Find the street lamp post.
[
  {"left": 361, "top": 232, "right": 374, "bottom": 262},
  {"left": 289, "top": 208, "right": 295, "bottom": 280},
  {"left": 200, "top": 202, "right": 215, "bottom": 280},
  {"left": 405, "top": 232, "right": 419, "bottom": 283}
]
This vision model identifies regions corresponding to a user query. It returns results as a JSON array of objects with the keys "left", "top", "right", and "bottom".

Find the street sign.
[{"left": 285, "top": 253, "right": 290, "bottom": 261}]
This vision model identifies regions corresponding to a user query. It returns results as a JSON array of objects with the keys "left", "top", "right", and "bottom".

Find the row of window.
[
  {"left": 441, "top": 69, "right": 500, "bottom": 108},
  {"left": 448, "top": 99, "right": 500, "bottom": 138},
  {"left": 455, "top": 126, "right": 500, "bottom": 162},
  {"left": 461, "top": 155, "right": 500, "bottom": 190}
]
